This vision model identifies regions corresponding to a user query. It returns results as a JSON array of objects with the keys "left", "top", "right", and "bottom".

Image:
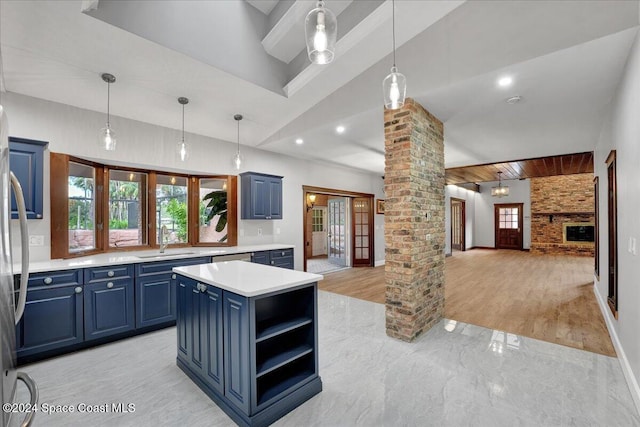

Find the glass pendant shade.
[
  {"left": 383, "top": 66, "right": 406, "bottom": 110},
  {"left": 305, "top": 1, "right": 337, "bottom": 65},
  {"left": 99, "top": 125, "right": 116, "bottom": 151},
  {"left": 491, "top": 172, "right": 509, "bottom": 197},
  {"left": 232, "top": 152, "right": 243, "bottom": 171},
  {"left": 177, "top": 141, "right": 188, "bottom": 162}
]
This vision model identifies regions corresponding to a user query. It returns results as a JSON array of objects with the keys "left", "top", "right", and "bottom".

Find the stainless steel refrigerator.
[{"left": 0, "top": 105, "right": 38, "bottom": 427}]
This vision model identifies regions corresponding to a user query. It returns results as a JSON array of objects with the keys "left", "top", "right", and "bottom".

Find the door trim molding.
[{"left": 302, "top": 186, "right": 375, "bottom": 272}]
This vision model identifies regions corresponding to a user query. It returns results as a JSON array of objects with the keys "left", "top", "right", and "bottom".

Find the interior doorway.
[
  {"left": 303, "top": 186, "right": 374, "bottom": 274},
  {"left": 494, "top": 203, "right": 524, "bottom": 250},
  {"left": 450, "top": 198, "right": 466, "bottom": 252}
]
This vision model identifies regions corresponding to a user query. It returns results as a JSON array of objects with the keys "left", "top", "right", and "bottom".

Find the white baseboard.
[
  {"left": 593, "top": 284, "right": 640, "bottom": 415},
  {"left": 374, "top": 259, "right": 385, "bottom": 267}
]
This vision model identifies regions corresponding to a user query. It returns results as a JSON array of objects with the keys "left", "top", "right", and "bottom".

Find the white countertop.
[
  {"left": 173, "top": 261, "right": 323, "bottom": 297},
  {"left": 16, "top": 244, "right": 294, "bottom": 274}
]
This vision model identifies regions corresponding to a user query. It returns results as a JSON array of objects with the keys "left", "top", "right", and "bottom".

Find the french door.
[
  {"left": 327, "top": 198, "right": 347, "bottom": 267},
  {"left": 451, "top": 198, "right": 465, "bottom": 251},
  {"left": 352, "top": 197, "right": 373, "bottom": 265},
  {"left": 494, "top": 203, "right": 523, "bottom": 250}
]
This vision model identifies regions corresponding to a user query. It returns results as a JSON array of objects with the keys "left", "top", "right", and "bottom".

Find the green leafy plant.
[
  {"left": 109, "top": 219, "right": 129, "bottom": 229},
  {"left": 202, "top": 190, "right": 228, "bottom": 242},
  {"left": 166, "top": 199, "right": 188, "bottom": 242}
]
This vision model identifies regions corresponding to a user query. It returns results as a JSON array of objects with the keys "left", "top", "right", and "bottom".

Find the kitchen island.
[{"left": 173, "top": 261, "right": 323, "bottom": 427}]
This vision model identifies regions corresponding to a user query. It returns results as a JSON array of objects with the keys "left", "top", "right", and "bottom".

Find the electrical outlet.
[
  {"left": 632, "top": 237, "right": 637, "bottom": 256},
  {"left": 239, "top": 229, "right": 244, "bottom": 237},
  {"left": 29, "top": 235, "right": 44, "bottom": 246},
  {"left": 276, "top": 227, "right": 281, "bottom": 235},
  {"left": 258, "top": 228, "right": 262, "bottom": 236}
]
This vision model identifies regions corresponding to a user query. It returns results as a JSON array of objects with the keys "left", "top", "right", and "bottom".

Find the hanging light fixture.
[
  {"left": 305, "top": 0, "right": 337, "bottom": 65},
  {"left": 491, "top": 171, "right": 510, "bottom": 197},
  {"left": 232, "top": 114, "right": 244, "bottom": 171},
  {"left": 176, "top": 97, "right": 189, "bottom": 162},
  {"left": 382, "top": 0, "right": 406, "bottom": 110},
  {"left": 99, "top": 73, "right": 117, "bottom": 150}
]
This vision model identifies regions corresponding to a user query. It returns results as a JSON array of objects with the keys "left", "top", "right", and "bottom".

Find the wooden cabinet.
[
  {"left": 175, "top": 273, "right": 321, "bottom": 427},
  {"left": 9, "top": 137, "right": 47, "bottom": 219},
  {"left": 83, "top": 266, "right": 135, "bottom": 341},
  {"left": 135, "top": 257, "right": 210, "bottom": 329},
  {"left": 240, "top": 172, "right": 283, "bottom": 220},
  {"left": 251, "top": 249, "right": 294, "bottom": 270}
]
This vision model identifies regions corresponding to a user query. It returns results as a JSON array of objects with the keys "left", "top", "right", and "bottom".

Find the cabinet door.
[
  {"left": 9, "top": 138, "right": 47, "bottom": 219},
  {"left": 201, "top": 287, "right": 224, "bottom": 394},
  {"left": 176, "top": 277, "right": 190, "bottom": 360},
  {"left": 16, "top": 286, "right": 83, "bottom": 357},
  {"left": 188, "top": 281, "right": 206, "bottom": 373},
  {"left": 267, "top": 177, "right": 282, "bottom": 219},
  {"left": 250, "top": 251, "right": 270, "bottom": 265},
  {"left": 135, "top": 273, "right": 175, "bottom": 328},
  {"left": 84, "top": 278, "right": 135, "bottom": 341},
  {"left": 250, "top": 176, "right": 268, "bottom": 219},
  {"left": 223, "top": 291, "right": 250, "bottom": 413}
]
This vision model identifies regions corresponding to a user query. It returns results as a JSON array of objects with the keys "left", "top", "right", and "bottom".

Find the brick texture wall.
[
  {"left": 384, "top": 98, "right": 445, "bottom": 342},
  {"left": 530, "top": 174, "right": 594, "bottom": 256}
]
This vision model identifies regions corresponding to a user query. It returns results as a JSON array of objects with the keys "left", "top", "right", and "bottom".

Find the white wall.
[
  {"left": 473, "top": 179, "right": 531, "bottom": 249},
  {"left": 3, "top": 92, "right": 385, "bottom": 270},
  {"left": 594, "top": 27, "right": 640, "bottom": 412},
  {"left": 444, "top": 185, "right": 476, "bottom": 255}
]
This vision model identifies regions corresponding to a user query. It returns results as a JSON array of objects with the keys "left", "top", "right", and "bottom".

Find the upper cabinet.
[
  {"left": 9, "top": 137, "right": 48, "bottom": 219},
  {"left": 240, "top": 172, "right": 283, "bottom": 220}
]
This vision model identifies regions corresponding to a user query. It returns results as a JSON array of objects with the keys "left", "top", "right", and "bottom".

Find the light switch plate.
[{"left": 29, "top": 235, "right": 44, "bottom": 246}]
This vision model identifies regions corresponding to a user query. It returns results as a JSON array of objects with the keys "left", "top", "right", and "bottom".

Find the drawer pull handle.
[
  {"left": 197, "top": 283, "right": 207, "bottom": 293},
  {"left": 271, "top": 260, "right": 275, "bottom": 265},
  {"left": 74, "top": 287, "right": 82, "bottom": 294},
  {"left": 282, "top": 251, "right": 285, "bottom": 256},
  {"left": 43, "top": 277, "right": 53, "bottom": 285},
  {"left": 107, "top": 282, "right": 114, "bottom": 289},
  {"left": 107, "top": 271, "right": 115, "bottom": 277},
  {"left": 172, "top": 274, "right": 177, "bottom": 280}
]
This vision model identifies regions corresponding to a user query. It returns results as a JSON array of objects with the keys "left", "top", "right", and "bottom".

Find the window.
[
  {"left": 156, "top": 175, "right": 188, "bottom": 245},
  {"left": 51, "top": 153, "right": 237, "bottom": 258},
  {"left": 498, "top": 207, "right": 519, "bottom": 229},
  {"left": 68, "top": 161, "right": 96, "bottom": 253},
  {"left": 109, "top": 170, "right": 147, "bottom": 248},
  {"left": 312, "top": 208, "right": 323, "bottom": 232}
]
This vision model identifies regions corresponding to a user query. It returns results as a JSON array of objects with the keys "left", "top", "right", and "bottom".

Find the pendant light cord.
[
  {"left": 392, "top": 0, "right": 396, "bottom": 67},
  {"left": 237, "top": 119, "right": 240, "bottom": 154},
  {"left": 106, "top": 81, "right": 111, "bottom": 127},
  {"left": 181, "top": 103, "right": 185, "bottom": 142}
]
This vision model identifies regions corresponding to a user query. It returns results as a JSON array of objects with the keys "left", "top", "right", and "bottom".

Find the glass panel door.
[
  {"left": 353, "top": 197, "right": 371, "bottom": 265},
  {"left": 327, "top": 198, "right": 347, "bottom": 267}
]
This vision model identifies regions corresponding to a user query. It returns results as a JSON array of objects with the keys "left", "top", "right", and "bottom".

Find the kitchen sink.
[{"left": 136, "top": 251, "right": 196, "bottom": 259}]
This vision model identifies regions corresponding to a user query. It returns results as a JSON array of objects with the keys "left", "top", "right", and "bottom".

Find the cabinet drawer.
[
  {"left": 136, "top": 257, "right": 210, "bottom": 276},
  {"left": 84, "top": 265, "right": 133, "bottom": 283},
  {"left": 270, "top": 249, "right": 293, "bottom": 259},
  {"left": 23, "top": 269, "right": 82, "bottom": 290}
]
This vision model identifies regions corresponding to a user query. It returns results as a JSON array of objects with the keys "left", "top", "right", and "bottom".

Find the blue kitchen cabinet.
[
  {"left": 135, "top": 257, "right": 210, "bottom": 329},
  {"left": 251, "top": 249, "right": 294, "bottom": 270},
  {"left": 9, "top": 137, "right": 47, "bottom": 219},
  {"left": 223, "top": 291, "right": 250, "bottom": 413},
  {"left": 240, "top": 172, "right": 283, "bottom": 220},
  {"left": 15, "top": 269, "right": 84, "bottom": 358},
  {"left": 83, "top": 266, "right": 135, "bottom": 341},
  {"left": 15, "top": 285, "right": 84, "bottom": 358},
  {"left": 176, "top": 276, "right": 225, "bottom": 394}
]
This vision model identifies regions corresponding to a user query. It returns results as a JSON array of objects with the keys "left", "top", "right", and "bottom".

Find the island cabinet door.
[
  {"left": 200, "top": 287, "right": 224, "bottom": 394},
  {"left": 176, "top": 278, "right": 190, "bottom": 360},
  {"left": 188, "top": 282, "right": 206, "bottom": 374},
  {"left": 223, "top": 291, "right": 250, "bottom": 414},
  {"left": 84, "top": 278, "right": 135, "bottom": 341}
]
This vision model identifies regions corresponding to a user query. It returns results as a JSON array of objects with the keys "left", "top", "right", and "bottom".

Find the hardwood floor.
[{"left": 317, "top": 250, "right": 616, "bottom": 357}]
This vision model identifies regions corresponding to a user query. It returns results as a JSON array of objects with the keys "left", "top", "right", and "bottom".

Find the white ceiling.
[{"left": 1, "top": 0, "right": 639, "bottom": 175}]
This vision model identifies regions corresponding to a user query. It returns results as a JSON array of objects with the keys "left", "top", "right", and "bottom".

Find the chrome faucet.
[{"left": 160, "top": 225, "right": 168, "bottom": 253}]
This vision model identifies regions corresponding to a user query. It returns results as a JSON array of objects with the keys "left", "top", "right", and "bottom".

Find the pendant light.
[
  {"left": 99, "top": 73, "right": 117, "bottom": 150},
  {"left": 232, "top": 114, "right": 244, "bottom": 171},
  {"left": 491, "top": 171, "right": 510, "bottom": 197},
  {"left": 382, "top": 0, "right": 406, "bottom": 110},
  {"left": 305, "top": 0, "right": 337, "bottom": 65},
  {"left": 176, "top": 97, "right": 189, "bottom": 162}
]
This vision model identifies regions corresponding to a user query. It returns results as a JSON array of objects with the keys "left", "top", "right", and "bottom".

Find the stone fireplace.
[{"left": 530, "top": 173, "right": 595, "bottom": 257}]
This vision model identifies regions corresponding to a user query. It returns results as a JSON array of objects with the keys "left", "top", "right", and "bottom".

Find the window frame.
[{"left": 51, "top": 153, "right": 237, "bottom": 259}]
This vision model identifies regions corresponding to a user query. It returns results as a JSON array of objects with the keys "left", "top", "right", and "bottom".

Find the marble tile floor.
[
  {"left": 13, "top": 291, "right": 639, "bottom": 427},
  {"left": 307, "top": 258, "right": 350, "bottom": 275}
]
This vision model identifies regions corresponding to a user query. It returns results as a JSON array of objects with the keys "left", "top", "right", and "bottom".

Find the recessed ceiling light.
[
  {"left": 295, "top": 138, "right": 304, "bottom": 145},
  {"left": 498, "top": 76, "right": 513, "bottom": 87},
  {"left": 336, "top": 125, "right": 345, "bottom": 134},
  {"left": 506, "top": 95, "right": 522, "bottom": 104}
]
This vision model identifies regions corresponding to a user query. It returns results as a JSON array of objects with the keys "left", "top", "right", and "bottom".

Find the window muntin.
[
  {"left": 68, "top": 162, "right": 96, "bottom": 253},
  {"left": 108, "top": 170, "right": 148, "bottom": 248},
  {"left": 156, "top": 175, "right": 188, "bottom": 245}
]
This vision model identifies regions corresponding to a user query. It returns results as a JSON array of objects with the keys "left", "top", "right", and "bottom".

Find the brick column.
[{"left": 384, "top": 98, "right": 445, "bottom": 342}]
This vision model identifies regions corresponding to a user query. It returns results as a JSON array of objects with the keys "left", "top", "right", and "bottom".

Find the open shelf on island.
[
  {"left": 256, "top": 316, "right": 313, "bottom": 343},
  {"left": 256, "top": 353, "right": 315, "bottom": 407},
  {"left": 256, "top": 344, "right": 313, "bottom": 377}
]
